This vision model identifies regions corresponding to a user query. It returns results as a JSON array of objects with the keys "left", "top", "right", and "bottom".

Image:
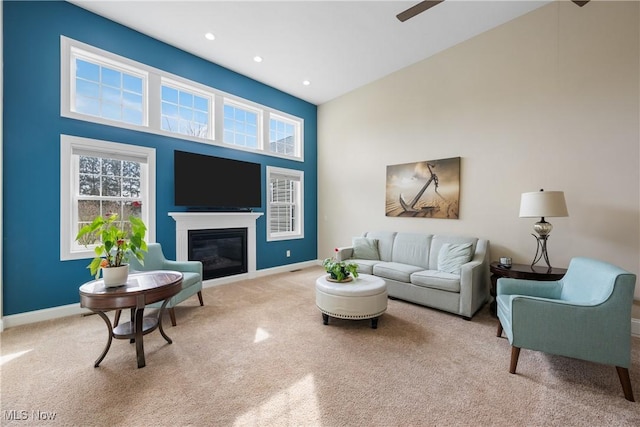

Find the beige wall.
[{"left": 318, "top": 1, "right": 640, "bottom": 299}]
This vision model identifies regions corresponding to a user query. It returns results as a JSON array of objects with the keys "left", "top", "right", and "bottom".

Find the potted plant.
[
  {"left": 75, "top": 213, "right": 147, "bottom": 286},
  {"left": 323, "top": 249, "right": 359, "bottom": 282}
]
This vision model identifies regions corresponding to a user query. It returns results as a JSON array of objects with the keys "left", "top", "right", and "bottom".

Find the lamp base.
[
  {"left": 533, "top": 218, "right": 553, "bottom": 237},
  {"left": 530, "top": 234, "right": 552, "bottom": 271}
]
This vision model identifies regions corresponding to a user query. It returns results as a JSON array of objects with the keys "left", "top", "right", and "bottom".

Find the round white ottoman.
[{"left": 315, "top": 273, "right": 387, "bottom": 329}]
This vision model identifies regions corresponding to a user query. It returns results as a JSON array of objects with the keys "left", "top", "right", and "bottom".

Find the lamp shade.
[{"left": 519, "top": 190, "right": 568, "bottom": 218}]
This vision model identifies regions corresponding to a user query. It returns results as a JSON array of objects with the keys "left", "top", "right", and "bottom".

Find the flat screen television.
[{"left": 174, "top": 150, "right": 262, "bottom": 210}]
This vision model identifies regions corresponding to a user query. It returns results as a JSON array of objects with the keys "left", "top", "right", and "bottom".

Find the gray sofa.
[{"left": 336, "top": 231, "right": 490, "bottom": 319}]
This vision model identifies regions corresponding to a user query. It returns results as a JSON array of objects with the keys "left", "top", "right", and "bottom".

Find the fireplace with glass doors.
[{"left": 188, "top": 228, "right": 247, "bottom": 280}]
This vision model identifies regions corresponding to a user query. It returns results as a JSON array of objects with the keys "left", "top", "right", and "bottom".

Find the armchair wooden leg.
[
  {"left": 113, "top": 309, "right": 121, "bottom": 327},
  {"left": 197, "top": 291, "right": 204, "bottom": 306},
  {"left": 509, "top": 346, "right": 520, "bottom": 374},
  {"left": 496, "top": 321, "right": 503, "bottom": 338},
  {"left": 169, "top": 308, "right": 177, "bottom": 327},
  {"left": 616, "top": 366, "right": 635, "bottom": 402}
]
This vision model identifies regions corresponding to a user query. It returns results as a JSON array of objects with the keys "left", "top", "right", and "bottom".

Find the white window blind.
[{"left": 267, "top": 167, "right": 303, "bottom": 241}]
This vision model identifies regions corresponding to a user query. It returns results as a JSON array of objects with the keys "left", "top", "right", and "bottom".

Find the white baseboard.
[
  {"left": 252, "top": 260, "right": 320, "bottom": 277},
  {"left": 2, "top": 303, "right": 88, "bottom": 330},
  {"left": 1, "top": 261, "right": 320, "bottom": 330},
  {"left": 8, "top": 261, "right": 637, "bottom": 337},
  {"left": 201, "top": 260, "right": 318, "bottom": 288}
]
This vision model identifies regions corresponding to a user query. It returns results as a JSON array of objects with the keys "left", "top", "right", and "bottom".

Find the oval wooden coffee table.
[{"left": 79, "top": 270, "right": 183, "bottom": 368}]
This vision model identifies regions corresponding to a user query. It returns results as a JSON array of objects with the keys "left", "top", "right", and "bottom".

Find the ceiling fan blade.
[
  {"left": 396, "top": 1, "right": 445, "bottom": 22},
  {"left": 571, "top": 0, "right": 590, "bottom": 6}
]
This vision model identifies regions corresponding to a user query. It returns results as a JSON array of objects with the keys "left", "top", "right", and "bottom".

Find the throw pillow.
[
  {"left": 437, "top": 243, "right": 473, "bottom": 274},
  {"left": 352, "top": 237, "right": 380, "bottom": 260}
]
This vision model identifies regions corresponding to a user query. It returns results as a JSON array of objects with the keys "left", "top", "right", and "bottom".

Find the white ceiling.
[{"left": 69, "top": 0, "right": 553, "bottom": 105}]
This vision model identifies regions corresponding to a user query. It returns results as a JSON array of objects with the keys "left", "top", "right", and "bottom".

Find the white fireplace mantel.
[{"left": 169, "top": 212, "right": 263, "bottom": 277}]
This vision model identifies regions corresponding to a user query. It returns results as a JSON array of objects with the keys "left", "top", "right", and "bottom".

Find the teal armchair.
[
  {"left": 496, "top": 257, "right": 636, "bottom": 401},
  {"left": 116, "top": 243, "right": 203, "bottom": 326}
]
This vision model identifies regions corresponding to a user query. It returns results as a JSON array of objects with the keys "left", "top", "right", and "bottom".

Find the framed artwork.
[{"left": 385, "top": 157, "right": 460, "bottom": 219}]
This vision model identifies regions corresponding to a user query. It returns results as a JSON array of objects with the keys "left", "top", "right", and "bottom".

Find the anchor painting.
[{"left": 385, "top": 157, "right": 460, "bottom": 219}]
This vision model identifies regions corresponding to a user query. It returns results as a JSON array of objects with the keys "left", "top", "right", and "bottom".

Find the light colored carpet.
[{"left": 1, "top": 266, "right": 639, "bottom": 426}]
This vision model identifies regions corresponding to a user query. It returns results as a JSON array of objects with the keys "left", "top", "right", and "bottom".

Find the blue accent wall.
[{"left": 2, "top": 1, "right": 318, "bottom": 315}]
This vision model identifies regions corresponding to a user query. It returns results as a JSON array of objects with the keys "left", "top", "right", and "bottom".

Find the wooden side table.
[{"left": 489, "top": 262, "right": 567, "bottom": 316}]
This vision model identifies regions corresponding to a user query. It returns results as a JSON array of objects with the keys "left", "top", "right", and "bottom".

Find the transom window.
[
  {"left": 161, "top": 81, "right": 211, "bottom": 139},
  {"left": 72, "top": 53, "right": 146, "bottom": 125},
  {"left": 62, "top": 36, "right": 304, "bottom": 161},
  {"left": 223, "top": 101, "right": 260, "bottom": 148},
  {"left": 267, "top": 166, "right": 304, "bottom": 241},
  {"left": 269, "top": 115, "right": 298, "bottom": 156}
]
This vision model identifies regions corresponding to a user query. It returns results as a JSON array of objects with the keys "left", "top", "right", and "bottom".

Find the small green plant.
[
  {"left": 323, "top": 248, "right": 359, "bottom": 281},
  {"left": 75, "top": 213, "right": 147, "bottom": 279}
]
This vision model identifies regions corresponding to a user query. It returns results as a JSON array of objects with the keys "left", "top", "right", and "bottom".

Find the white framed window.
[
  {"left": 61, "top": 36, "right": 304, "bottom": 161},
  {"left": 161, "top": 78, "right": 213, "bottom": 139},
  {"left": 223, "top": 99, "right": 261, "bottom": 149},
  {"left": 60, "top": 135, "right": 156, "bottom": 261},
  {"left": 65, "top": 44, "right": 148, "bottom": 127},
  {"left": 267, "top": 166, "right": 304, "bottom": 241},
  {"left": 269, "top": 113, "right": 300, "bottom": 157}
]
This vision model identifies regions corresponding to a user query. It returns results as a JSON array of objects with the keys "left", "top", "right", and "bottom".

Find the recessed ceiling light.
[
  {"left": 302, "top": 80, "right": 311, "bottom": 86},
  {"left": 204, "top": 32, "right": 215, "bottom": 41},
  {"left": 253, "top": 56, "right": 263, "bottom": 63}
]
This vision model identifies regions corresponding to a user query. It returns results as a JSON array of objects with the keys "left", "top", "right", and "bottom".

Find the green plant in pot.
[
  {"left": 75, "top": 213, "right": 147, "bottom": 280},
  {"left": 323, "top": 252, "right": 359, "bottom": 282}
]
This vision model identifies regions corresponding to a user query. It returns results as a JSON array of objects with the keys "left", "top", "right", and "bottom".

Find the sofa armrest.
[
  {"left": 458, "top": 260, "right": 484, "bottom": 317},
  {"left": 335, "top": 247, "right": 354, "bottom": 262},
  {"left": 457, "top": 238, "right": 490, "bottom": 317},
  {"left": 460, "top": 260, "right": 481, "bottom": 276}
]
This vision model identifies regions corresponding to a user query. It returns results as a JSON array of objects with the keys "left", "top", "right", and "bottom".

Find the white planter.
[{"left": 102, "top": 264, "right": 129, "bottom": 287}]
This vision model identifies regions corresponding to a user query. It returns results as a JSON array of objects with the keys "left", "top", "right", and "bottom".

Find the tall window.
[
  {"left": 267, "top": 166, "right": 304, "bottom": 241},
  {"left": 223, "top": 100, "right": 260, "bottom": 148},
  {"left": 60, "top": 135, "right": 156, "bottom": 260},
  {"left": 72, "top": 52, "right": 146, "bottom": 125},
  {"left": 75, "top": 156, "right": 142, "bottom": 246},
  {"left": 161, "top": 81, "right": 211, "bottom": 139}
]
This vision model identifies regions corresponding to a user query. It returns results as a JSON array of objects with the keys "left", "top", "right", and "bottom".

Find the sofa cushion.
[
  {"left": 429, "top": 235, "right": 478, "bottom": 270},
  {"left": 363, "top": 231, "right": 397, "bottom": 262},
  {"left": 496, "top": 294, "right": 512, "bottom": 315},
  {"left": 373, "top": 262, "right": 424, "bottom": 283},
  {"left": 182, "top": 272, "right": 201, "bottom": 289},
  {"left": 352, "top": 237, "right": 380, "bottom": 260},
  {"left": 352, "top": 259, "right": 380, "bottom": 275},
  {"left": 411, "top": 270, "right": 461, "bottom": 293},
  {"left": 437, "top": 242, "right": 473, "bottom": 274},
  {"left": 391, "top": 232, "right": 432, "bottom": 269}
]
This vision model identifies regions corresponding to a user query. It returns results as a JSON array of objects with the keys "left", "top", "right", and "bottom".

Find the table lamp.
[{"left": 519, "top": 189, "right": 568, "bottom": 269}]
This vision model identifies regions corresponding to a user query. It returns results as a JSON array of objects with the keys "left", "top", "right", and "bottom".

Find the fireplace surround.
[{"left": 169, "top": 212, "right": 263, "bottom": 282}]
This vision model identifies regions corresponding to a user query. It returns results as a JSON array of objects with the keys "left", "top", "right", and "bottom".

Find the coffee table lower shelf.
[{"left": 113, "top": 317, "right": 163, "bottom": 340}]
